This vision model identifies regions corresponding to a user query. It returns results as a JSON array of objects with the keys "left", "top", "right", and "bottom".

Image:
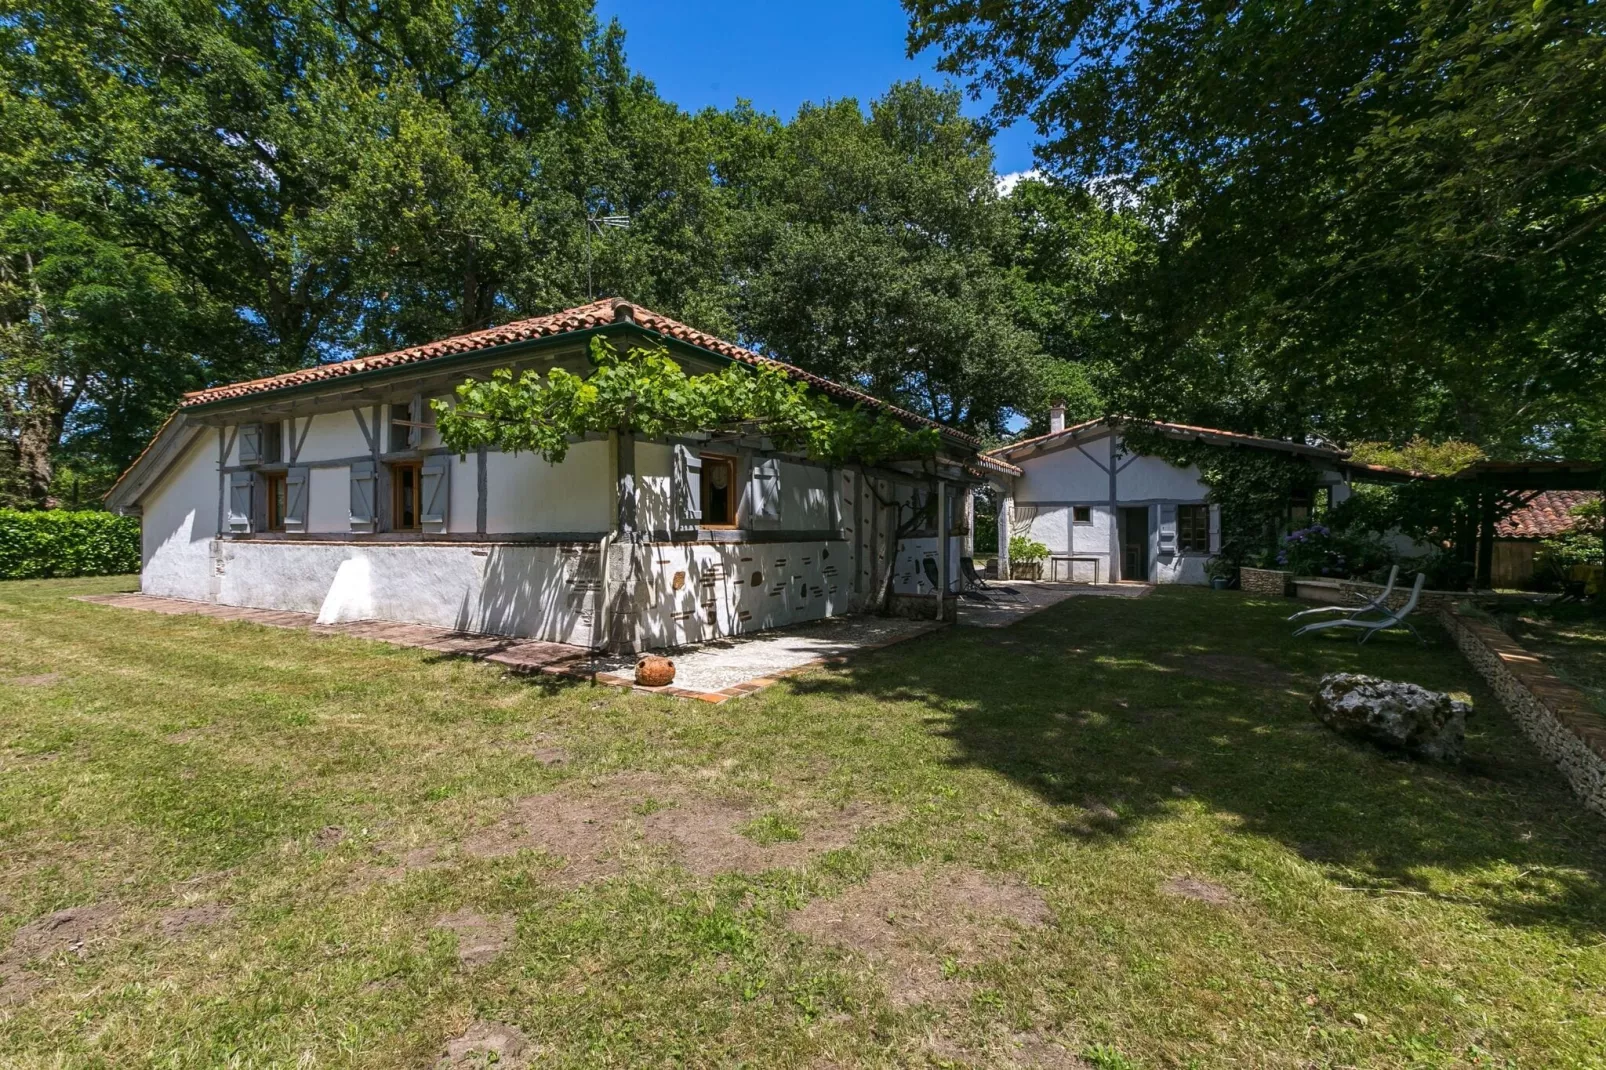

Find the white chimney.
[{"left": 1049, "top": 400, "right": 1067, "bottom": 434}]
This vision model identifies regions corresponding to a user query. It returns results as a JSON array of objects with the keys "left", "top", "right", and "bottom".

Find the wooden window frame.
[
  {"left": 1177, "top": 503, "right": 1210, "bottom": 553},
  {"left": 262, "top": 421, "right": 285, "bottom": 465},
  {"left": 263, "top": 471, "right": 288, "bottom": 533},
  {"left": 1072, "top": 505, "right": 1093, "bottom": 524},
  {"left": 389, "top": 461, "right": 423, "bottom": 532},
  {"left": 699, "top": 453, "right": 738, "bottom": 528}
]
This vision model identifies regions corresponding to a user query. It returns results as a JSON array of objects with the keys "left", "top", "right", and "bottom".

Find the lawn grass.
[
  {"left": 1496, "top": 601, "right": 1606, "bottom": 718},
  {"left": 1, "top": 576, "right": 1603, "bottom": 1068}
]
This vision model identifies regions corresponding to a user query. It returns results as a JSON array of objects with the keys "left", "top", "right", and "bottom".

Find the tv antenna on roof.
[{"left": 585, "top": 212, "right": 630, "bottom": 300}]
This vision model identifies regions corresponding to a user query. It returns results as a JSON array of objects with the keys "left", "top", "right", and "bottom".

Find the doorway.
[{"left": 1119, "top": 506, "right": 1150, "bottom": 582}]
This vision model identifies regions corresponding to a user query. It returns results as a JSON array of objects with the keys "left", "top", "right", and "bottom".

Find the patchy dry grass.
[{"left": 0, "top": 576, "right": 1603, "bottom": 1068}]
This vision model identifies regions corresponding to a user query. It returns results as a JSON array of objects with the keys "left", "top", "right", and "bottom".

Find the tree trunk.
[{"left": 15, "top": 375, "right": 62, "bottom": 508}]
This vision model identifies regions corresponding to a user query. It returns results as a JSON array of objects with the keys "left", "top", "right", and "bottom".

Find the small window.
[
  {"left": 390, "top": 400, "right": 422, "bottom": 452},
  {"left": 1178, "top": 504, "right": 1210, "bottom": 553},
  {"left": 263, "top": 471, "right": 287, "bottom": 532},
  {"left": 701, "top": 454, "right": 736, "bottom": 527},
  {"left": 1072, "top": 505, "right": 1092, "bottom": 524},
  {"left": 262, "top": 421, "right": 284, "bottom": 464},
  {"left": 390, "top": 462, "right": 422, "bottom": 531}
]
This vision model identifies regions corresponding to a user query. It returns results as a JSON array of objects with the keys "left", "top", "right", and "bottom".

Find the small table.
[{"left": 1048, "top": 556, "right": 1101, "bottom": 584}]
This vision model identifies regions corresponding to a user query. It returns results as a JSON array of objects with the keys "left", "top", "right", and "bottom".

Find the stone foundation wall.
[
  {"left": 886, "top": 593, "right": 959, "bottom": 623},
  {"left": 1338, "top": 577, "right": 1462, "bottom": 613},
  {"left": 1441, "top": 608, "right": 1606, "bottom": 817},
  {"left": 1241, "top": 567, "right": 1291, "bottom": 597}
]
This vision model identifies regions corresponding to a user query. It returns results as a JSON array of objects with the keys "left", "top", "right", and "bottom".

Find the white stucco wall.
[
  {"left": 633, "top": 440, "right": 673, "bottom": 533},
  {"left": 1017, "top": 504, "right": 1069, "bottom": 554},
  {"left": 889, "top": 535, "right": 966, "bottom": 596},
  {"left": 484, "top": 440, "right": 612, "bottom": 533},
  {"left": 308, "top": 466, "right": 351, "bottom": 533},
  {"left": 448, "top": 453, "right": 478, "bottom": 534},
  {"left": 1015, "top": 435, "right": 1113, "bottom": 502},
  {"left": 294, "top": 410, "right": 370, "bottom": 462},
  {"left": 779, "top": 460, "right": 831, "bottom": 529},
  {"left": 617, "top": 537, "right": 860, "bottom": 650},
  {"left": 213, "top": 541, "right": 597, "bottom": 645},
  {"left": 140, "top": 433, "right": 220, "bottom": 602},
  {"left": 1115, "top": 447, "right": 1210, "bottom": 502}
]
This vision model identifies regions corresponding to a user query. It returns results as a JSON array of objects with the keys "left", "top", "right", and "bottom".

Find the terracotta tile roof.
[
  {"left": 1496, "top": 491, "right": 1601, "bottom": 539},
  {"left": 180, "top": 298, "right": 979, "bottom": 446},
  {"left": 983, "top": 416, "right": 1347, "bottom": 462},
  {"left": 971, "top": 452, "right": 1023, "bottom": 478}
]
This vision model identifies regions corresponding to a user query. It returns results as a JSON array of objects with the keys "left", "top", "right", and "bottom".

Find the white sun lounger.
[
  {"left": 1287, "top": 564, "right": 1399, "bottom": 622},
  {"left": 1292, "top": 571, "right": 1427, "bottom": 645}
]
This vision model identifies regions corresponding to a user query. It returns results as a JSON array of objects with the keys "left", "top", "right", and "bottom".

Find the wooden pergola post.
[{"left": 1475, "top": 488, "right": 1497, "bottom": 591}]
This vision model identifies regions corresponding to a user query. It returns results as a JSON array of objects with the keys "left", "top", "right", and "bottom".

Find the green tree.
[
  {"left": 0, "top": 0, "right": 742, "bottom": 488},
  {"left": 1002, "top": 175, "right": 1148, "bottom": 432},
  {"left": 907, "top": 0, "right": 1606, "bottom": 453},
  {"left": 0, "top": 209, "right": 200, "bottom": 506},
  {"left": 727, "top": 81, "right": 1046, "bottom": 437}
]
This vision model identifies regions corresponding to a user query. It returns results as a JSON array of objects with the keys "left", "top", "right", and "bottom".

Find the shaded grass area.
[
  {"left": 1497, "top": 601, "right": 1606, "bottom": 717},
  {"left": 0, "top": 576, "right": 1603, "bottom": 1068}
]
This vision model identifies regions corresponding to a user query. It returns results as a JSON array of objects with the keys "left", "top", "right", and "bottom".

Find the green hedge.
[{"left": 0, "top": 509, "right": 141, "bottom": 579}]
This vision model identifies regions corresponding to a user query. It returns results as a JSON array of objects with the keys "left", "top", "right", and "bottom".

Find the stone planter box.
[
  {"left": 1240, "top": 567, "right": 1292, "bottom": 597},
  {"left": 1011, "top": 561, "right": 1044, "bottom": 581}
]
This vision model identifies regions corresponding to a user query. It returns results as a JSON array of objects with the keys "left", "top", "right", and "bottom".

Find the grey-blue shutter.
[
  {"left": 1208, "top": 504, "right": 1222, "bottom": 554},
  {"left": 673, "top": 444, "right": 702, "bottom": 530},
  {"left": 237, "top": 423, "right": 264, "bottom": 465},
  {"left": 1158, "top": 503, "right": 1177, "bottom": 556},
  {"left": 349, "top": 460, "right": 377, "bottom": 532},
  {"left": 227, "top": 471, "right": 254, "bottom": 532},
  {"left": 420, "top": 455, "right": 450, "bottom": 533},
  {"left": 284, "top": 466, "right": 309, "bottom": 533},
  {"left": 749, "top": 457, "right": 780, "bottom": 528}
]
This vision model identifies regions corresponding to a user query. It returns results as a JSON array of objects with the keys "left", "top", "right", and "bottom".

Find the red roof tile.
[
  {"left": 180, "top": 298, "right": 978, "bottom": 446},
  {"left": 1496, "top": 491, "right": 1600, "bottom": 539}
]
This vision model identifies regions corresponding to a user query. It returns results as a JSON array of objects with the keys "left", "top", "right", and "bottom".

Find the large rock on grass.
[{"left": 1312, "top": 673, "right": 1471, "bottom": 763}]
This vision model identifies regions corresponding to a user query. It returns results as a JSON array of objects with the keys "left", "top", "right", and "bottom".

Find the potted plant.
[{"left": 1008, "top": 534, "right": 1049, "bottom": 580}]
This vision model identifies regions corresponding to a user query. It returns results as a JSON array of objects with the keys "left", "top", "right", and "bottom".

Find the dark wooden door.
[{"left": 1120, "top": 506, "right": 1149, "bottom": 581}]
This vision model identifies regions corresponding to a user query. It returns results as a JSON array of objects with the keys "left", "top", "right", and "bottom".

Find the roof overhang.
[
  {"left": 1452, "top": 460, "right": 1605, "bottom": 491},
  {"left": 103, "top": 413, "right": 204, "bottom": 515},
  {"left": 983, "top": 417, "right": 1349, "bottom": 467}
]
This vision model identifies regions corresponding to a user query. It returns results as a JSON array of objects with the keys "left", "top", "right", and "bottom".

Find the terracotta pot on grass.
[{"left": 635, "top": 655, "right": 676, "bottom": 687}]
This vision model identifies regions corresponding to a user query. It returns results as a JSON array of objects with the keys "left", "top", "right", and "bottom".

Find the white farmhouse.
[
  {"left": 107, "top": 299, "right": 999, "bottom": 650},
  {"left": 983, "top": 407, "right": 1367, "bottom": 584}
]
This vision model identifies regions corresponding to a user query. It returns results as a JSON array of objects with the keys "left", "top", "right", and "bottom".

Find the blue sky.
[{"left": 594, "top": 0, "right": 1040, "bottom": 177}]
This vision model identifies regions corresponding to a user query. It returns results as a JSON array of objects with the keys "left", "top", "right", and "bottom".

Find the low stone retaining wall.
[
  {"left": 1441, "top": 608, "right": 1606, "bottom": 817},
  {"left": 1338, "top": 577, "right": 1463, "bottom": 613},
  {"left": 1295, "top": 576, "right": 1464, "bottom": 613},
  {"left": 1241, "top": 567, "right": 1291, "bottom": 597},
  {"left": 886, "top": 592, "right": 958, "bottom": 623}
]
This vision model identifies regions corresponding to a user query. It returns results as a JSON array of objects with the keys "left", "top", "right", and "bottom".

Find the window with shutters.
[
  {"left": 700, "top": 454, "right": 736, "bottom": 527},
  {"left": 263, "top": 472, "right": 288, "bottom": 532},
  {"left": 390, "top": 462, "right": 422, "bottom": 531},
  {"left": 1177, "top": 504, "right": 1210, "bottom": 552}
]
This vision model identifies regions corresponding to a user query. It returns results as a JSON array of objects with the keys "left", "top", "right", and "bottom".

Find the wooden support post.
[
  {"left": 1476, "top": 489, "right": 1496, "bottom": 590},
  {"left": 935, "top": 478, "right": 948, "bottom": 620}
]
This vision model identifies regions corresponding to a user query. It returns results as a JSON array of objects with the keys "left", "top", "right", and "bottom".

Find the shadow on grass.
[{"left": 788, "top": 586, "right": 1606, "bottom": 937}]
